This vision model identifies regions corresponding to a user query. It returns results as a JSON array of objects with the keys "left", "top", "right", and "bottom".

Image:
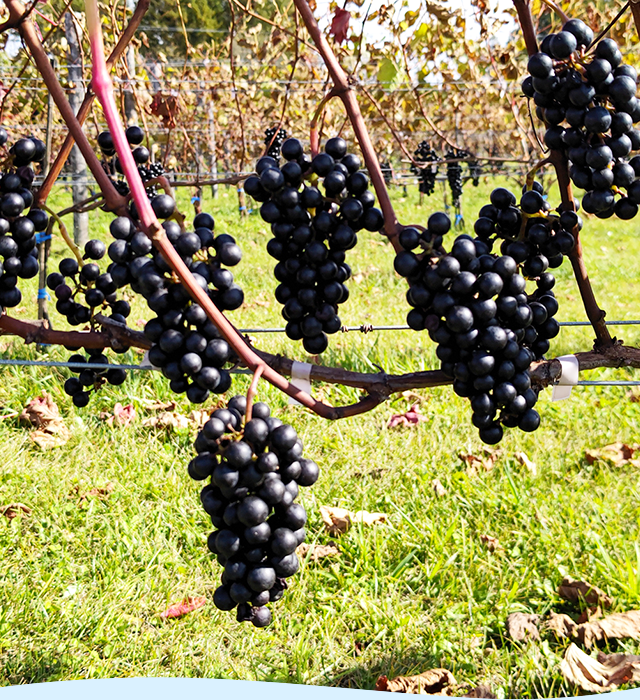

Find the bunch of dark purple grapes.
[
  {"left": 105, "top": 209, "right": 243, "bottom": 404},
  {"left": 396, "top": 184, "right": 567, "bottom": 444},
  {"left": 0, "top": 129, "right": 48, "bottom": 311},
  {"left": 47, "top": 238, "right": 130, "bottom": 328},
  {"left": 411, "top": 140, "right": 439, "bottom": 196},
  {"left": 264, "top": 127, "right": 288, "bottom": 161},
  {"left": 190, "top": 395, "right": 319, "bottom": 627},
  {"left": 446, "top": 149, "right": 465, "bottom": 205},
  {"left": 47, "top": 239, "right": 132, "bottom": 406},
  {"left": 98, "top": 125, "right": 164, "bottom": 198},
  {"left": 245, "top": 136, "right": 384, "bottom": 354},
  {"left": 524, "top": 18, "right": 640, "bottom": 219},
  {"left": 62, "top": 349, "right": 127, "bottom": 408}
]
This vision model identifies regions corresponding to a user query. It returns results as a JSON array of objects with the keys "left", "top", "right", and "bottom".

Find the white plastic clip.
[
  {"left": 551, "top": 354, "right": 579, "bottom": 401},
  {"left": 288, "top": 361, "right": 312, "bottom": 406}
]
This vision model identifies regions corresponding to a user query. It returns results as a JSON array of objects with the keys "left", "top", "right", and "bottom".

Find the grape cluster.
[
  {"left": 98, "top": 125, "right": 164, "bottom": 198},
  {"left": 397, "top": 184, "right": 567, "bottom": 444},
  {"left": 189, "top": 395, "right": 319, "bottom": 627},
  {"left": 446, "top": 149, "right": 465, "bottom": 205},
  {"left": 108, "top": 210, "right": 243, "bottom": 403},
  {"left": 0, "top": 129, "right": 48, "bottom": 311},
  {"left": 466, "top": 155, "right": 482, "bottom": 187},
  {"left": 245, "top": 137, "right": 384, "bottom": 354},
  {"left": 63, "top": 350, "right": 127, "bottom": 407},
  {"left": 411, "top": 141, "right": 439, "bottom": 196},
  {"left": 379, "top": 161, "right": 393, "bottom": 185},
  {"left": 47, "top": 238, "right": 130, "bottom": 328},
  {"left": 524, "top": 18, "right": 640, "bottom": 219},
  {"left": 264, "top": 127, "right": 288, "bottom": 161}
]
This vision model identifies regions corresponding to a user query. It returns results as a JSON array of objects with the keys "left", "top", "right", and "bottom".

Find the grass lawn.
[{"left": 0, "top": 172, "right": 639, "bottom": 696}]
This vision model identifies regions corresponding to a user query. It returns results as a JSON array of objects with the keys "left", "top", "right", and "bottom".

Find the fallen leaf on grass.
[
  {"left": 584, "top": 443, "right": 640, "bottom": 468},
  {"left": 459, "top": 449, "right": 499, "bottom": 476},
  {"left": 558, "top": 576, "right": 613, "bottom": 608},
  {"left": 432, "top": 479, "right": 447, "bottom": 497},
  {"left": 0, "top": 503, "right": 31, "bottom": 519},
  {"left": 19, "top": 392, "right": 70, "bottom": 448},
  {"left": 375, "top": 668, "right": 457, "bottom": 694},
  {"left": 578, "top": 610, "right": 640, "bottom": 649},
  {"left": 296, "top": 542, "right": 340, "bottom": 562},
  {"left": 159, "top": 596, "right": 207, "bottom": 620},
  {"left": 387, "top": 403, "right": 428, "bottom": 429},
  {"left": 514, "top": 451, "right": 537, "bottom": 475},
  {"left": 141, "top": 411, "right": 207, "bottom": 430},
  {"left": 544, "top": 612, "right": 578, "bottom": 639},
  {"left": 320, "top": 505, "right": 387, "bottom": 536},
  {"left": 188, "top": 410, "right": 210, "bottom": 428},
  {"left": 505, "top": 612, "right": 541, "bottom": 642},
  {"left": 480, "top": 534, "right": 499, "bottom": 552},
  {"left": 560, "top": 643, "right": 640, "bottom": 693},
  {"left": 627, "top": 388, "right": 640, "bottom": 403},
  {"left": 99, "top": 403, "right": 136, "bottom": 427},
  {"left": 77, "top": 482, "right": 115, "bottom": 504},
  {"left": 145, "top": 400, "right": 177, "bottom": 412}
]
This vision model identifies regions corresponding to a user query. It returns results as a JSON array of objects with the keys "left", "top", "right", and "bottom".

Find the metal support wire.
[{"left": 237, "top": 320, "right": 640, "bottom": 334}]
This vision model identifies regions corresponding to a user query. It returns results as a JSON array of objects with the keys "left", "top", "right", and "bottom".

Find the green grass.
[{"left": 0, "top": 177, "right": 640, "bottom": 695}]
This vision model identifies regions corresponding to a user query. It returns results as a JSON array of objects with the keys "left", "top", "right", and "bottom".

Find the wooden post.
[{"left": 65, "top": 11, "right": 89, "bottom": 247}]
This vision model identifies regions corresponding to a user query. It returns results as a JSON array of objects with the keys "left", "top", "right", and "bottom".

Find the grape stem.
[
  {"left": 1, "top": 0, "right": 128, "bottom": 214},
  {"left": 310, "top": 88, "right": 339, "bottom": 158},
  {"left": 244, "top": 365, "right": 264, "bottom": 423},
  {"left": 42, "top": 204, "right": 85, "bottom": 266},
  {"left": 35, "top": 0, "right": 151, "bottom": 208},
  {"left": 512, "top": 0, "right": 615, "bottom": 350}
]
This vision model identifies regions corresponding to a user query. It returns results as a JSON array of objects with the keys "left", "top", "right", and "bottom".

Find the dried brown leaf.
[
  {"left": 100, "top": 403, "right": 136, "bottom": 427},
  {"left": 387, "top": 403, "right": 428, "bottom": 429},
  {"left": 188, "top": 410, "right": 210, "bottom": 428},
  {"left": 459, "top": 449, "right": 498, "bottom": 476},
  {"left": 560, "top": 643, "right": 640, "bottom": 693},
  {"left": 19, "top": 392, "right": 63, "bottom": 430},
  {"left": 480, "top": 534, "right": 499, "bottom": 552},
  {"left": 79, "top": 482, "right": 115, "bottom": 504},
  {"left": 584, "top": 442, "right": 640, "bottom": 468},
  {"left": 0, "top": 502, "right": 31, "bottom": 519},
  {"left": 514, "top": 451, "right": 537, "bottom": 475},
  {"left": 432, "top": 479, "right": 447, "bottom": 497},
  {"left": 142, "top": 412, "right": 191, "bottom": 430},
  {"left": 558, "top": 577, "right": 613, "bottom": 608},
  {"left": 159, "top": 596, "right": 207, "bottom": 620},
  {"left": 20, "top": 393, "right": 70, "bottom": 448},
  {"left": 30, "top": 430, "right": 69, "bottom": 449},
  {"left": 319, "top": 506, "right": 387, "bottom": 536},
  {"left": 145, "top": 400, "right": 177, "bottom": 412},
  {"left": 578, "top": 610, "right": 640, "bottom": 649},
  {"left": 375, "top": 668, "right": 457, "bottom": 694},
  {"left": 296, "top": 542, "right": 340, "bottom": 562},
  {"left": 543, "top": 612, "right": 578, "bottom": 639},
  {"left": 505, "top": 612, "right": 541, "bottom": 642}
]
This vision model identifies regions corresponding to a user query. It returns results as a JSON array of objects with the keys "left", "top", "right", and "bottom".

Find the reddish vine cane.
[{"left": 83, "top": 0, "right": 383, "bottom": 421}]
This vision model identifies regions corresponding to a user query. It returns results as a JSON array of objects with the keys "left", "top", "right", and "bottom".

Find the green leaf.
[{"left": 377, "top": 58, "right": 400, "bottom": 88}]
